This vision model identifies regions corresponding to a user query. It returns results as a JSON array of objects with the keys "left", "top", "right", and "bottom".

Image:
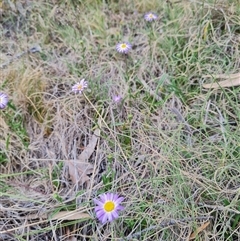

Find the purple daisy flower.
[
  {"left": 113, "top": 95, "right": 122, "bottom": 103},
  {"left": 116, "top": 42, "right": 132, "bottom": 54},
  {"left": 94, "top": 193, "right": 124, "bottom": 224},
  {"left": 0, "top": 92, "right": 8, "bottom": 109},
  {"left": 72, "top": 79, "right": 88, "bottom": 94},
  {"left": 144, "top": 12, "right": 158, "bottom": 22}
]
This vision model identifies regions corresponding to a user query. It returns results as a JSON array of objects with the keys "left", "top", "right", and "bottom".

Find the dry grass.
[{"left": 0, "top": 0, "right": 240, "bottom": 240}]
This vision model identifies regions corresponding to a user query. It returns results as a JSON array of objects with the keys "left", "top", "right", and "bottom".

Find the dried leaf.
[
  {"left": 189, "top": 221, "right": 210, "bottom": 240},
  {"left": 38, "top": 13, "right": 46, "bottom": 29},
  {"left": 79, "top": 127, "right": 100, "bottom": 162},
  {"left": 203, "top": 73, "right": 240, "bottom": 89},
  {"left": 202, "top": 21, "right": 210, "bottom": 41},
  {"left": 49, "top": 211, "right": 91, "bottom": 221},
  {"left": 25, "top": 209, "right": 91, "bottom": 221},
  {"left": 67, "top": 160, "right": 93, "bottom": 185},
  {"left": 67, "top": 126, "right": 101, "bottom": 185},
  {"left": 203, "top": 79, "right": 240, "bottom": 89},
  {"left": 203, "top": 73, "right": 240, "bottom": 79}
]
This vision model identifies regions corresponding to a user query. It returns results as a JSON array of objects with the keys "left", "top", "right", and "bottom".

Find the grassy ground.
[{"left": 0, "top": 0, "right": 240, "bottom": 240}]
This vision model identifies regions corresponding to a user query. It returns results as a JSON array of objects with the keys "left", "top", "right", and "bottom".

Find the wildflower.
[
  {"left": 72, "top": 79, "right": 88, "bottom": 94},
  {"left": 116, "top": 42, "right": 132, "bottom": 54},
  {"left": 144, "top": 12, "right": 157, "bottom": 22},
  {"left": 113, "top": 95, "right": 122, "bottom": 103},
  {"left": 0, "top": 92, "right": 8, "bottom": 109},
  {"left": 94, "top": 193, "right": 124, "bottom": 224}
]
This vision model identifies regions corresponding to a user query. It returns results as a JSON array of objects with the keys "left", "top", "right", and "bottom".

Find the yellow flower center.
[
  {"left": 77, "top": 84, "right": 83, "bottom": 90},
  {"left": 149, "top": 14, "right": 153, "bottom": 18},
  {"left": 104, "top": 201, "right": 115, "bottom": 212},
  {"left": 121, "top": 44, "right": 127, "bottom": 49}
]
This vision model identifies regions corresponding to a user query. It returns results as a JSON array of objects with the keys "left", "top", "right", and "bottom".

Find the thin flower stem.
[{"left": 83, "top": 93, "right": 143, "bottom": 199}]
